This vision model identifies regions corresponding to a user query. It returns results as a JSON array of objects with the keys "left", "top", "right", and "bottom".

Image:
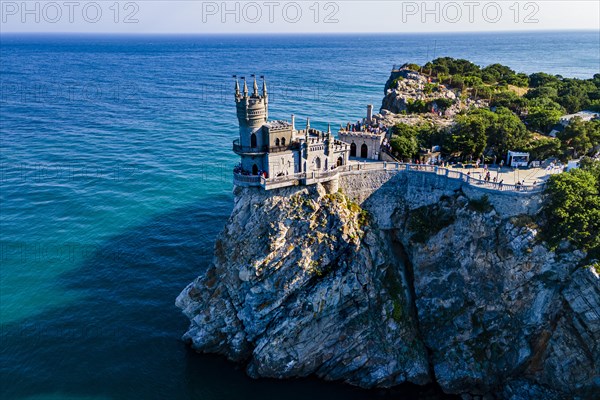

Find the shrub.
[
  {"left": 468, "top": 195, "right": 493, "bottom": 213},
  {"left": 408, "top": 205, "right": 455, "bottom": 243},
  {"left": 540, "top": 159, "right": 600, "bottom": 260}
]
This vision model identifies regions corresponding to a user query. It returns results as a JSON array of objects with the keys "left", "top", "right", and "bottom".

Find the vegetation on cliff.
[
  {"left": 410, "top": 58, "right": 600, "bottom": 114},
  {"left": 387, "top": 59, "right": 600, "bottom": 163},
  {"left": 541, "top": 157, "right": 600, "bottom": 259}
]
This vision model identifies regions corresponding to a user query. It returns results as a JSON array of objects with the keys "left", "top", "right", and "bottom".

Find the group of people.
[
  {"left": 344, "top": 120, "right": 386, "bottom": 135},
  {"left": 233, "top": 163, "right": 268, "bottom": 178}
]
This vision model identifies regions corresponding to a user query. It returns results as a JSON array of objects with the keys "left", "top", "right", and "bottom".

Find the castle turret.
[
  {"left": 305, "top": 118, "right": 310, "bottom": 141},
  {"left": 262, "top": 76, "right": 267, "bottom": 97},
  {"left": 234, "top": 74, "right": 270, "bottom": 175},
  {"left": 252, "top": 74, "right": 259, "bottom": 97}
]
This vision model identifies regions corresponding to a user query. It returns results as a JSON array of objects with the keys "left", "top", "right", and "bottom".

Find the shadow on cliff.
[{"left": 1, "top": 193, "right": 456, "bottom": 400}]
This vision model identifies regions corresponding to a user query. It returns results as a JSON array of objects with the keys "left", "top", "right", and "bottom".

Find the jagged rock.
[
  {"left": 177, "top": 185, "right": 430, "bottom": 388},
  {"left": 379, "top": 68, "right": 488, "bottom": 129},
  {"left": 176, "top": 179, "right": 599, "bottom": 399}
]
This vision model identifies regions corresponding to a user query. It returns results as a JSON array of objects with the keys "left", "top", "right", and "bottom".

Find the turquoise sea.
[{"left": 1, "top": 31, "right": 599, "bottom": 400}]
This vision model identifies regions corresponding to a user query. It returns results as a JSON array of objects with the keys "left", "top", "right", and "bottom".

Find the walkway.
[{"left": 233, "top": 162, "right": 550, "bottom": 194}]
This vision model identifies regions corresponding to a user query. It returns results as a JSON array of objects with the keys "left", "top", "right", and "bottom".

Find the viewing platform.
[
  {"left": 232, "top": 139, "right": 300, "bottom": 155},
  {"left": 233, "top": 162, "right": 548, "bottom": 194}
]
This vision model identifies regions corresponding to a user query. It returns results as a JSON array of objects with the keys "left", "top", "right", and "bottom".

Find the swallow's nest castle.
[{"left": 232, "top": 76, "right": 385, "bottom": 190}]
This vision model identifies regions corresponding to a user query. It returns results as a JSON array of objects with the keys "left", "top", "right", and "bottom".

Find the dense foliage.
[
  {"left": 389, "top": 122, "right": 445, "bottom": 160},
  {"left": 541, "top": 158, "right": 600, "bottom": 259},
  {"left": 389, "top": 59, "right": 600, "bottom": 162},
  {"left": 557, "top": 118, "right": 600, "bottom": 159},
  {"left": 446, "top": 107, "right": 531, "bottom": 160},
  {"left": 389, "top": 123, "right": 419, "bottom": 161},
  {"left": 419, "top": 58, "right": 600, "bottom": 113}
]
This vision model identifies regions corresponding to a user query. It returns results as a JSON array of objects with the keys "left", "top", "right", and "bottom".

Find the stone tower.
[{"left": 233, "top": 75, "right": 268, "bottom": 175}]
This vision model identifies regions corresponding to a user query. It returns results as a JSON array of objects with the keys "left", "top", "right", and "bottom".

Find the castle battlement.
[{"left": 232, "top": 75, "right": 350, "bottom": 181}]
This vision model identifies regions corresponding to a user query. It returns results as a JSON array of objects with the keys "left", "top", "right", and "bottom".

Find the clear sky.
[{"left": 0, "top": 1, "right": 598, "bottom": 34}]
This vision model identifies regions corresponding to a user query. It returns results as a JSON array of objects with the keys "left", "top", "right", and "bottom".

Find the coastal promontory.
[{"left": 177, "top": 170, "right": 599, "bottom": 399}]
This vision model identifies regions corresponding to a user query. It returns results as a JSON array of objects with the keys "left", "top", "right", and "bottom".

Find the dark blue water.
[{"left": 1, "top": 32, "right": 599, "bottom": 400}]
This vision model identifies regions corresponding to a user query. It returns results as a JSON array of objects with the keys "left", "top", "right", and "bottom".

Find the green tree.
[
  {"left": 525, "top": 86, "right": 559, "bottom": 101},
  {"left": 508, "top": 73, "right": 529, "bottom": 87},
  {"left": 524, "top": 136, "right": 562, "bottom": 161},
  {"left": 491, "top": 90, "right": 528, "bottom": 113},
  {"left": 529, "top": 72, "right": 560, "bottom": 88},
  {"left": 487, "top": 107, "right": 530, "bottom": 158},
  {"left": 390, "top": 123, "right": 419, "bottom": 161},
  {"left": 415, "top": 124, "right": 444, "bottom": 150},
  {"left": 558, "top": 118, "right": 600, "bottom": 158},
  {"left": 541, "top": 160, "right": 600, "bottom": 258},
  {"left": 524, "top": 97, "right": 564, "bottom": 133},
  {"left": 449, "top": 113, "right": 490, "bottom": 158}
]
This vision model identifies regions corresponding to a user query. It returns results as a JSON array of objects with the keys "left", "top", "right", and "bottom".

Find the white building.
[
  {"left": 559, "top": 110, "right": 599, "bottom": 126},
  {"left": 507, "top": 151, "right": 530, "bottom": 167},
  {"left": 338, "top": 105, "right": 387, "bottom": 160}
]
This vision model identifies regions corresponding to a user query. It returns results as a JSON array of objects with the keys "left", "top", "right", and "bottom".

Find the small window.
[
  {"left": 275, "top": 138, "right": 280, "bottom": 146},
  {"left": 281, "top": 137, "right": 286, "bottom": 146}
]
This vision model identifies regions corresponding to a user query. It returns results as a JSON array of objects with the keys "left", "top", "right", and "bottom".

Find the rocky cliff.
[
  {"left": 176, "top": 175, "right": 599, "bottom": 400},
  {"left": 378, "top": 68, "right": 488, "bottom": 129}
]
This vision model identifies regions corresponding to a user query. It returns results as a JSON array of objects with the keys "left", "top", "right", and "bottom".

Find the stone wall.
[{"left": 339, "top": 170, "right": 543, "bottom": 225}]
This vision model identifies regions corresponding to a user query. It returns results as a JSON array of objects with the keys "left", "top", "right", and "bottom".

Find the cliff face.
[{"left": 176, "top": 175, "right": 599, "bottom": 399}]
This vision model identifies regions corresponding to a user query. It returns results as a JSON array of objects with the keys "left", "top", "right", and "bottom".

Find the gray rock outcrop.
[{"left": 176, "top": 175, "right": 599, "bottom": 399}]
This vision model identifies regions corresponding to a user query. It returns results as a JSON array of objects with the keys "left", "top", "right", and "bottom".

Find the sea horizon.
[{"left": 1, "top": 30, "right": 599, "bottom": 400}]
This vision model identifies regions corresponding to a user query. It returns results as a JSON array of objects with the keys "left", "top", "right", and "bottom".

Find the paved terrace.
[{"left": 234, "top": 161, "right": 558, "bottom": 193}]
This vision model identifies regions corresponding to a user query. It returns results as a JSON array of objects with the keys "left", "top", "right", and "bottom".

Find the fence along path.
[{"left": 234, "top": 162, "right": 547, "bottom": 193}]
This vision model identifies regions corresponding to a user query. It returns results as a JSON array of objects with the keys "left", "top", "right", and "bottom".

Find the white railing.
[
  {"left": 235, "top": 162, "right": 547, "bottom": 193},
  {"left": 233, "top": 172, "right": 261, "bottom": 184},
  {"left": 261, "top": 172, "right": 305, "bottom": 187}
]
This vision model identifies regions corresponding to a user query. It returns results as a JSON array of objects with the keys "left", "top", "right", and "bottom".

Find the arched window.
[
  {"left": 325, "top": 159, "right": 328, "bottom": 170},
  {"left": 314, "top": 157, "right": 321, "bottom": 170},
  {"left": 252, "top": 164, "right": 258, "bottom": 175},
  {"left": 250, "top": 133, "right": 257, "bottom": 148},
  {"left": 281, "top": 137, "right": 286, "bottom": 146},
  {"left": 361, "top": 143, "right": 368, "bottom": 158},
  {"left": 275, "top": 138, "right": 280, "bottom": 146},
  {"left": 337, "top": 157, "right": 343, "bottom": 167},
  {"left": 350, "top": 143, "right": 356, "bottom": 157}
]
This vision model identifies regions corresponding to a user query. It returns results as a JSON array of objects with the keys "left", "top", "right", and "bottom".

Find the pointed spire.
[
  {"left": 252, "top": 74, "right": 258, "bottom": 96},
  {"left": 327, "top": 123, "right": 331, "bottom": 134},
  {"left": 261, "top": 75, "right": 267, "bottom": 97},
  {"left": 242, "top": 77, "right": 248, "bottom": 97},
  {"left": 305, "top": 118, "right": 310, "bottom": 143},
  {"left": 234, "top": 75, "right": 240, "bottom": 97}
]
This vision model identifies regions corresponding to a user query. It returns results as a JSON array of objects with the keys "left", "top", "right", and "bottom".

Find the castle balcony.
[
  {"left": 233, "top": 172, "right": 262, "bottom": 187},
  {"left": 269, "top": 142, "right": 300, "bottom": 153},
  {"left": 233, "top": 139, "right": 268, "bottom": 155}
]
